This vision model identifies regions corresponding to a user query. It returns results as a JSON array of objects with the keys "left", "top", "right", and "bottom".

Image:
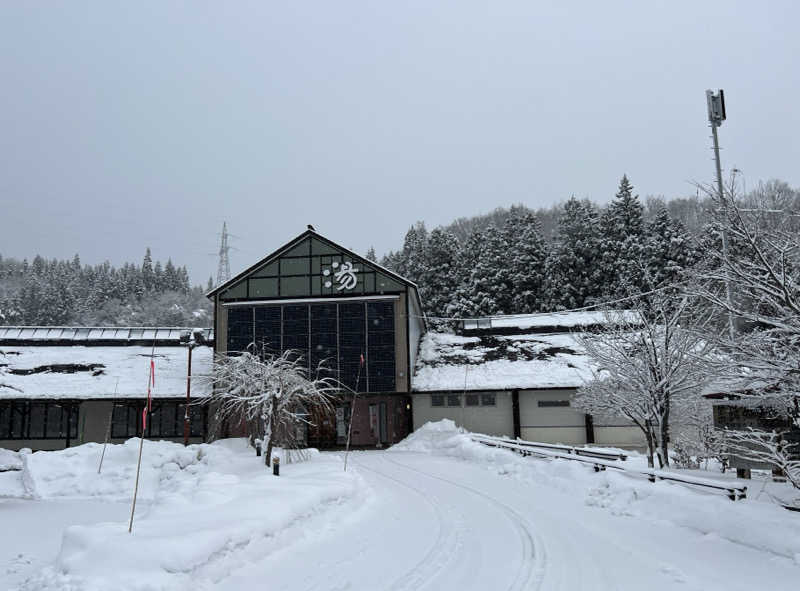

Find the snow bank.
[
  {"left": 15, "top": 440, "right": 366, "bottom": 591},
  {"left": 0, "top": 439, "right": 220, "bottom": 501},
  {"left": 0, "top": 447, "right": 23, "bottom": 471},
  {"left": 392, "top": 420, "right": 800, "bottom": 563}
]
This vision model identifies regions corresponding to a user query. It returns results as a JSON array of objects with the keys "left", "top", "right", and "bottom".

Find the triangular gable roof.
[{"left": 206, "top": 228, "right": 419, "bottom": 299}]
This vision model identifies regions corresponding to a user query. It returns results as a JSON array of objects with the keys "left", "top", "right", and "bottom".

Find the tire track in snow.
[
  {"left": 347, "top": 455, "right": 467, "bottom": 591},
  {"left": 381, "top": 454, "right": 546, "bottom": 591}
]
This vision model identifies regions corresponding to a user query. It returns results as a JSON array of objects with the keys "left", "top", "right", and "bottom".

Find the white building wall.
[
  {"left": 518, "top": 389, "right": 588, "bottom": 445},
  {"left": 412, "top": 392, "right": 514, "bottom": 438},
  {"left": 411, "top": 388, "right": 646, "bottom": 450},
  {"left": 519, "top": 389, "right": 644, "bottom": 449}
]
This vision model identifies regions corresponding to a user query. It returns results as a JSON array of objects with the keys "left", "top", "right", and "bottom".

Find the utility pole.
[{"left": 706, "top": 89, "right": 735, "bottom": 341}]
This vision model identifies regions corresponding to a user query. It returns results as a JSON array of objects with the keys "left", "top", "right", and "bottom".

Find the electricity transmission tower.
[{"left": 216, "top": 221, "right": 231, "bottom": 286}]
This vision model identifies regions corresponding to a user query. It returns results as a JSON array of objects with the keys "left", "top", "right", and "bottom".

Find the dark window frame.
[
  {"left": 538, "top": 399, "right": 571, "bottom": 408},
  {"left": 226, "top": 300, "right": 396, "bottom": 393},
  {"left": 111, "top": 401, "right": 207, "bottom": 439},
  {"left": 0, "top": 400, "right": 78, "bottom": 440}
]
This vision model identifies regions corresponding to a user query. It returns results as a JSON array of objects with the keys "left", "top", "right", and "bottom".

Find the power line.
[{"left": 410, "top": 281, "right": 687, "bottom": 322}]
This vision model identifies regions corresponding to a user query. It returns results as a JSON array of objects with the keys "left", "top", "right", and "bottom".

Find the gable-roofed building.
[{"left": 206, "top": 228, "right": 426, "bottom": 447}]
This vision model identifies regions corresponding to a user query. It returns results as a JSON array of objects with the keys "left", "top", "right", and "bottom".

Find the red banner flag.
[{"left": 142, "top": 359, "right": 155, "bottom": 432}]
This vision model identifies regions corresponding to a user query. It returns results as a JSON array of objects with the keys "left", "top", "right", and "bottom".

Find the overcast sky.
[{"left": 1, "top": 2, "right": 798, "bottom": 283}]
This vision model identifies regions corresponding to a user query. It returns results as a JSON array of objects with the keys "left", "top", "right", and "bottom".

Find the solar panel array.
[{"left": 0, "top": 326, "right": 214, "bottom": 343}]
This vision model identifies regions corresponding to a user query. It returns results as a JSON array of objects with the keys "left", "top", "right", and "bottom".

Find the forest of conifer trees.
[
  {"left": 1, "top": 176, "right": 796, "bottom": 327},
  {"left": 0, "top": 249, "right": 212, "bottom": 326},
  {"left": 379, "top": 176, "right": 799, "bottom": 321}
]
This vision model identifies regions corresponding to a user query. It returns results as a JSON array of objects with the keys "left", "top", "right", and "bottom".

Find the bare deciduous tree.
[
  {"left": 207, "top": 350, "right": 338, "bottom": 465},
  {"left": 691, "top": 178, "right": 800, "bottom": 488},
  {"left": 575, "top": 297, "right": 715, "bottom": 468}
]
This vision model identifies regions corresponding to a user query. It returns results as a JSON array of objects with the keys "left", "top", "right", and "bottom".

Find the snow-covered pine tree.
[
  {"left": 141, "top": 248, "right": 155, "bottom": 292},
  {"left": 598, "top": 175, "right": 646, "bottom": 301},
  {"left": 365, "top": 246, "right": 377, "bottom": 262},
  {"left": 396, "top": 222, "right": 428, "bottom": 283},
  {"left": 153, "top": 260, "right": 164, "bottom": 292},
  {"left": 421, "top": 228, "right": 460, "bottom": 320},
  {"left": 464, "top": 225, "right": 509, "bottom": 316},
  {"left": 447, "top": 228, "right": 485, "bottom": 318},
  {"left": 542, "top": 197, "right": 603, "bottom": 310},
  {"left": 164, "top": 259, "right": 180, "bottom": 292},
  {"left": 503, "top": 213, "right": 549, "bottom": 313},
  {"left": 643, "top": 205, "right": 698, "bottom": 289}
]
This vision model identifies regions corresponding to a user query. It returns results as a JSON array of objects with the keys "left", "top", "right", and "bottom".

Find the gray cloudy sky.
[{"left": 1, "top": 1, "right": 798, "bottom": 283}]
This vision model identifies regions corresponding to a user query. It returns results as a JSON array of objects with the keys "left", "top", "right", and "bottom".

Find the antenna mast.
[{"left": 216, "top": 221, "right": 231, "bottom": 286}]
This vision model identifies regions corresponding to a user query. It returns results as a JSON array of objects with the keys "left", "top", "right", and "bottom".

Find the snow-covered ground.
[{"left": 2, "top": 423, "right": 799, "bottom": 590}]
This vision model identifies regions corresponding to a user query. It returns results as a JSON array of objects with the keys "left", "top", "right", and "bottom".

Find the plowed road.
[{"left": 216, "top": 451, "right": 798, "bottom": 591}]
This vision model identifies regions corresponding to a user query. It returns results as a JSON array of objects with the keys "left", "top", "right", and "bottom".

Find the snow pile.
[
  {"left": 392, "top": 420, "right": 800, "bottom": 563},
  {"left": 1, "top": 439, "right": 221, "bottom": 501},
  {"left": 0, "top": 447, "right": 24, "bottom": 471},
  {"left": 16, "top": 439, "right": 365, "bottom": 591}
]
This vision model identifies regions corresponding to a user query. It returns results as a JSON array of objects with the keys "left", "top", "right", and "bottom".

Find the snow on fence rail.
[
  {"left": 471, "top": 435, "right": 748, "bottom": 501},
  {"left": 470, "top": 434, "right": 628, "bottom": 462}
]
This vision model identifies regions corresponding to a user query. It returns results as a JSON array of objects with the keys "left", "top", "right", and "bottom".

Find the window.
[
  {"left": 465, "top": 393, "right": 495, "bottom": 407},
  {"left": 254, "top": 306, "right": 281, "bottom": 357},
  {"left": 367, "top": 301, "right": 395, "bottom": 392},
  {"left": 226, "top": 301, "right": 396, "bottom": 393},
  {"left": 446, "top": 395, "right": 461, "bottom": 407},
  {"left": 431, "top": 395, "right": 445, "bottom": 407},
  {"left": 112, "top": 402, "right": 206, "bottom": 439},
  {"left": 227, "top": 306, "right": 254, "bottom": 354},
  {"left": 480, "top": 393, "right": 496, "bottom": 406},
  {"left": 112, "top": 403, "right": 140, "bottom": 438},
  {"left": 0, "top": 401, "right": 77, "bottom": 440},
  {"left": 538, "top": 400, "right": 570, "bottom": 407}
]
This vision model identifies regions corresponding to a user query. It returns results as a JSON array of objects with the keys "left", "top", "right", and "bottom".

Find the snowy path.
[{"left": 213, "top": 451, "right": 799, "bottom": 591}]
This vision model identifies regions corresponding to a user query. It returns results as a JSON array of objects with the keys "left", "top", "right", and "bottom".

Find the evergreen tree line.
[
  {"left": 380, "top": 175, "right": 715, "bottom": 320},
  {"left": 0, "top": 249, "right": 213, "bottom": 326}
]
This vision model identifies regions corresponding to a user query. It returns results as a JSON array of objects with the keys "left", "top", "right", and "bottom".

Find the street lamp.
[{"left": 179, "top": 329, "right": 205, "bottom": 446}]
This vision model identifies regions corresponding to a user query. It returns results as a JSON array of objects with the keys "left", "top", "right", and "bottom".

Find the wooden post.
[
  {"left": 511, "top": 390, "right": 521, "bottom": 439},
  {"left": 183, "top": 344, "right": 193, "bottom": 446}
]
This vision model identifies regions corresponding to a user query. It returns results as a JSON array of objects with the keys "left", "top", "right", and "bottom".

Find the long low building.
[
  {"left": 0, "top": 327, "right": 212, "bottom": 451},
  {"left": 410, "top": 315, "right": 641, "bottom": 448}
]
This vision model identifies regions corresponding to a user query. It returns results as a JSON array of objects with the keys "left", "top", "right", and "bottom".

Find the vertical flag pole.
[
  {"left": 97, "top": 378, "right": 119, "bottom": 474},
  {"left": 343, "top": 353, "right": 364, "bottom": 472},
  {"left": 129, "top": 341, "right": 156, "bottom": 533}
]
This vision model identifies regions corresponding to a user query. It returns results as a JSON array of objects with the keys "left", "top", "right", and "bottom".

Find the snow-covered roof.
[
  {"left": 412, "top": 331, "right": 595, "bottom": 392},
  {"left": 0, "top": 345, "right": 213, "bottom": 400},
  {"left": 0, "top": 326, "right": 214, "bottom": 345},
  {"left": 460, "top": 310, "right": 641, "bottom": 332}
]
